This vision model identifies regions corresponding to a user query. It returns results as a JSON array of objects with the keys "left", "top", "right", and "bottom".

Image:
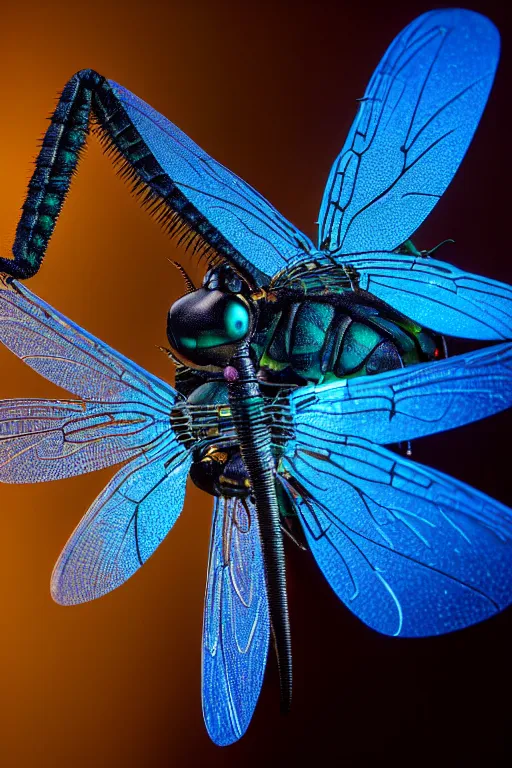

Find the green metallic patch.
[
  {"left": 38, "top": 215, "right": 53, "bottom": 233},
  {"left": 292, "top": 302, "right": 335, "bottom": 353},
  {"left": 290, "top": 302, "right": 335, "bottom": 380},
  {"left": 338, "top": 322, "right": 381, "bottom": 373},
  {"left": 43, "top": 192, "right": 60, "bottom": 211},
  {"left": 187, "top": 380, "right": 229, "bottom": 405},
  {"left": 61, "top": 150, "right": 76, "bottom": 167},
  {"left": 259, "top": 351, "right": 289, "bottom": 372},
  {"left": 257, "top": 311, "right": 288, "bottom": 372},
  {"left": 67, "top": 129, "right": 84, "bottom": 147},
  {"left": 32, "top": 234, "right": 45, "bottom": 249},
  {"left": 179, "top": 332, "right": 234, "bottom": 349}
]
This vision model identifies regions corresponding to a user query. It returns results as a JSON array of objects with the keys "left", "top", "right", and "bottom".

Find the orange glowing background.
[{"left": 1, "top": 1, "right": 511, "bottom": 765}]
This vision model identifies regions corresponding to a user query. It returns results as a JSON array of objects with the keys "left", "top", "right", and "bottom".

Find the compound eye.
[{"left": 224, "top": 300, "right": 250, "bottom": 340}]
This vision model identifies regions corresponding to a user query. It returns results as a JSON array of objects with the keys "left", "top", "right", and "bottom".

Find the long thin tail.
[{"left": 227, "top": 344, "right": 292, "bottom": 712}]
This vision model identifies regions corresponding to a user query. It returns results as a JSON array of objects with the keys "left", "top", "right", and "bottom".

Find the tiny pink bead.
[{"left": 223, "top": 365, "right": 239, "bottom": 382}]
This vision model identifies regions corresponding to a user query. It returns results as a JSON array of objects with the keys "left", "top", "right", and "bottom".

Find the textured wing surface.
[
  {"left": 0, "top": 275, "right": 177, "bottom": 406},
  {"left": 318, "top": 9, "right": 499, "bottom": 254},
  {"left": 0, "top": 399, "right": 167, "bottom": 482},
  {"left": 51, "top": 433, "right": 191, "bottom": 604},
  {"left": 339, "top": 252, "right": 512, "bottom": 340},
  {"left": 290, "top": 342, "right": 512, "bottom": 447},
  {"left": 202, "top": 496, "right": 269, "bottom": 746},
  {"left": 280, "top": 436, "right": 512, "bottom": 637},
  {"left": 109, "top": 81, "right": 314, "bottom": 283}
]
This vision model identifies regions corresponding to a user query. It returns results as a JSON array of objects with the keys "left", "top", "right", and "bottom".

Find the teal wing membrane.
[
  {"left": 289, "top": 342, "right": 512, "bottom": 445},
  {"left": 333, "top": 252, "right": 512, "bottom": 340},
  {"left": 316, "top": 9, "right": 509, "bottom": 341},
  {"left": 280, "top": 439, "right": 512, "bottom": 637},
  {"left": 318, "top": 9, "right": 500, "bottom": 255},
  {"left": 278, "top": 345, "right": 512, "bottom": 636},
  {"left": 202, "top": 495, "right": 269, "bottom": 746},
  {"left": 0, "top": 275, "right": 192, "bottom": 602},
  {"left": 109, "top": 81, "right": 314, "bottom": 284},
  {"left": 51, "top": 443, "right": 191, "bottom": 605}
]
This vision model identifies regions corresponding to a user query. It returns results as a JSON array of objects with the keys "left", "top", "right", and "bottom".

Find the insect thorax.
[
  {"left": 252, "top": 261, "right": 443, "bottom": 384},
  {"left": 173, "top": 260, "right": 443, "bottom": 500}
]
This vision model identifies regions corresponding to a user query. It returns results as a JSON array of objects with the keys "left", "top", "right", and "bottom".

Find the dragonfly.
[{"left": 1, "top": 7, "right": 512, "bottom": 746}]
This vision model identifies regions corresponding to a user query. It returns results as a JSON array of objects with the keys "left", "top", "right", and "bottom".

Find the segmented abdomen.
[{"left": 252, "top": 297, "right": 440, "bottom": 383}]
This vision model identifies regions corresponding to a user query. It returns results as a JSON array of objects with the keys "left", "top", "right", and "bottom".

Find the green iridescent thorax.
[{"left": 251, "top": 282, "right": 440, "bottom": 385}]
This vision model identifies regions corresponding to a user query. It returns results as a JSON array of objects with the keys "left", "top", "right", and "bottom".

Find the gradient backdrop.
[{"left": 1, "top": 0, "right": 511, "bottom": 764}]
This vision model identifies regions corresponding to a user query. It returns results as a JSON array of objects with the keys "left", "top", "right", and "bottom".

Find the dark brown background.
[{"left": 1, "top": 0, "right": 511, "bottom": 765}]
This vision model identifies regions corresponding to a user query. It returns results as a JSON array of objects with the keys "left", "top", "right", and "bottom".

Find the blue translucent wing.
[
  {"left": 290, "top": 341, "right": 512, "bottom": 447},
  {"left": 0, "top": 275, "right": 183, "bottom": 484},
  {"left": 318, "top": 9, "right": 500, "bottom": 254},
  {"left": 51, "top": 434, "right": 191, "bottom": 605},
  {"left": 280, "top": 437, "right": 512, "bottom": 637},
  {"left": 338, "top": 253, "right": 512, "bottom": 340},
  {"left": 202, "top": 495, "right": 269, "bottom": 746},
  {"left": 0, "top": 274, "right": 177, "bottom": 407},
  {"left": 109, "top": 81, "right": 314, "bottom": 284},
  {"left": 0, "top": 399, "right": 166, "bottom": 483}
]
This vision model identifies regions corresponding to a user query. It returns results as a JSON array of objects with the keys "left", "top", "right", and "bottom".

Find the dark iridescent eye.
[{"left": 167, "top": 289, "right": 252, "bottom": 370}]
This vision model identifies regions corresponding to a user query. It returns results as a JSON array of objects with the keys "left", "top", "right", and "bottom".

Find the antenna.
[{"left": 167, "top": 259, "right": 196, "bottom": 293}]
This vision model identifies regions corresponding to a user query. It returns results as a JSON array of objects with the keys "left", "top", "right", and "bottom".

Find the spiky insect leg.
[
  {"left": 0, "top": 71, "right": 96, "bottom": 278},
  {"left": 0, "top": 70, "right": 248, "bottom": 280},
  {"left": 226, "top": 345, "right": 292, "bottom": 713}
]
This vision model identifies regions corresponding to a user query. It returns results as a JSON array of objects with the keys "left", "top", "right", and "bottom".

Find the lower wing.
[
  {"left": 288, "top": 340, "right": 512, "bottom": 446},
  {"left": 202, "top": 495, "right": 269, "bottom": 746},
  {"left": 279, "top": 435, "right": 512, "bottom": 637},
  {"left": 51, "top": 431, "right": 192, "bottom": 605}
]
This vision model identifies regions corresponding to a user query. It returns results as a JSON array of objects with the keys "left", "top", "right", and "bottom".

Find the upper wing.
[
  {"left": 280, "top": 435, "right": 512, "bottom": 637},
  {"left": 289, "top": 341, "right": 512, "bottom": 447},
  {"left": 0, "top": 399, "right": 167, "bottom": 483},
  {"left": 337, "top": 252, "right": 512, "bottom": 340},
  {"left": 0, "top": 274, "right": 177, "bottom": 406},
  {"left": 109, "top": 82, "right": 314, "bottom": 284},
  {"left": 318, "top": 9, "right": 500, "bottom": 254},
  {"left": 51, "top": 432, "right": 192, "bottom": 604},
  {"left": 202, "top": 495, "right": 269, "bottom": 746}
]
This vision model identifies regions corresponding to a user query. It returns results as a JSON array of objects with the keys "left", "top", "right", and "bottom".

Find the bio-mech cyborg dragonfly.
[{"left": 1, "top": 8, "right": 511, "bottom": 746}]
